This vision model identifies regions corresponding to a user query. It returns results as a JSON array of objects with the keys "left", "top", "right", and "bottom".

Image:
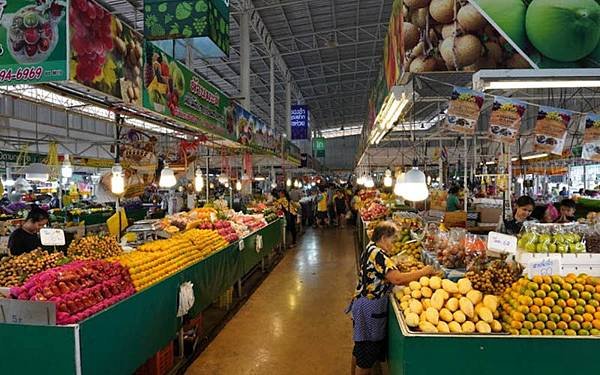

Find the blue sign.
[{"left": 291, "top": 105, "right": 309, "bottom": 140}]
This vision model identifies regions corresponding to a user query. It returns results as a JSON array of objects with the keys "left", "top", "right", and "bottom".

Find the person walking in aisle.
[
  {"left": 348, "top": 221, "right": 435, "bottom": 375},
  {"left": 277, "top": 190, "right": 299, "bottom": 248},
  {"left": 334, "top": 188, "right": 349, "bottom": 228},
  {"left": 316, "top": 187, "right": 329, "bottom": 228}
]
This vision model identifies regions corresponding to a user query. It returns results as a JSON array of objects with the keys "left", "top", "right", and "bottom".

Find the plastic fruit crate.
[{"left": 134, "top": 341, "right": 174, "bottom": 375}]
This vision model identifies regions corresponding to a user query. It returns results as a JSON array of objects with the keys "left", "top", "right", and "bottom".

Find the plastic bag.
[{"left": 177, "top": 281, "right": 195, "bottom": 317}]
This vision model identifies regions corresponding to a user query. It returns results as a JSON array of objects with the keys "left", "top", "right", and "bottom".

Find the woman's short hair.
[
  {"left": 372, "top": 221, "right": 397, "bottom": 242},
  {"left": 26, "top": 206, "right": 49, "bottom": 223}
]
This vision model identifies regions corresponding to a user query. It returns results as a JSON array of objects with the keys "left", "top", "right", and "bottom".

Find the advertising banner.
[
  {"left": 488, "top": 96, "right": 527, "bottom": 144},
  {"left": 533, "top": 106, "right": 572, "bottom": 155},
  {"left": 143, "top": 42, "right": 233, "bottom": 139},
  {"left": 0, "top": 0, "right": 68, "bottom": 84},
  {"left": 291, "top": 104, "right": 309, "bottom": 140},
  {"left": 313, "top": 137, "right": 325, "bottom": 158},
  {"left": 471, "top": 0, "right": 600, "bottom": 68},
  {"left": 69, "top": 0, "right": 143, "bottom": 106},
  {"left": 582, "top": 113, "right": 600, "bottom": 161},
  {"left": 233, "top": 103, "right": 276, "bottom": 152},
  {"left": 144, "top": 0, "right": 229, "bottom": 58},
  {"left": 445, "top": 87, "right": 485, "bottom": 135}
]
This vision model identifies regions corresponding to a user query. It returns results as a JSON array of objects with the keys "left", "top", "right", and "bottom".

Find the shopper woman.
[
  {"left": 497, "top": 195, "right": 535, "bottom": 235},
  {"left": 334, "top": 189, "right": 349, "bottom": 228},
  {"left": 446, "top": 186, "right": 461, "bottom": 212},
  {"left": 349, "top": 221, "right": 435, "bottom": 374},
  {"left": 278, "top": 190, "right": 298, "bottom": 248},
  {"left": 8, "top": 206, "right": 49, "bottom": 256}
]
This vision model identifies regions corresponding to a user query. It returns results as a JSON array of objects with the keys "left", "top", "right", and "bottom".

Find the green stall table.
[
  {"left": 387, "top": 297, "right": 600, "bottom": 375},
  {"left": 0, "top": 219, "right": 283, "bottom": 375}
]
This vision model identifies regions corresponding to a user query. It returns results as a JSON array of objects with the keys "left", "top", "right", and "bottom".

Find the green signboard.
[
  {"left": 313, "top": 137, "right": 325, "bottom": 158},
  {"left": 144, "top": 0, "right": 229, "bottom": 57},
  {"left": 0, "top": 149, "right": 43, "bottom": 164},
  {"left": 143, "top": 42, "right": 233, "bottom": 139},
  {"left": 0, "top": 0, "right": 68, "bottom": 84},
  {"left": 69, "top": 0, "right": 144, "bottom": 105}
]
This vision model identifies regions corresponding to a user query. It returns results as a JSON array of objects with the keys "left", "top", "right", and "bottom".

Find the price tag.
[
  {"left": 238, "top": 240, "right": 245, "bottom": 252},
  {"left": 527, "top": 256, "right": 562, "bottom": 277},
  {"left": 0, "top": 299, "right": 56, "bottom": 326},
  {"left": 487, "top": 232, "right": 517, "bottom": 254},
  {"left": 40, "top": 228, "right": 65, "bottom": 246},
  {"left": 256, "top": 235, "right": 263, "bottom": 253}
]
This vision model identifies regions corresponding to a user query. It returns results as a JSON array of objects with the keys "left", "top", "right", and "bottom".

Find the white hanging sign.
[
  {"left": 487, "top": 232, "right": 517, "bottom": 254},
  {"left": 40, "top": 228, "right": 65, "bottom": 246}
]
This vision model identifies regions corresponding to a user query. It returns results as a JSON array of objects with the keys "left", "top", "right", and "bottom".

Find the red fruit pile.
[
  {"left": 214, "top": 220, "right": 239, "bottom": 243},
  {"left": 70, "top": 0, "right": 113, "bottom": 83},
  {"left": 10, "top": 260, "right": 134, "bottom": 325}
]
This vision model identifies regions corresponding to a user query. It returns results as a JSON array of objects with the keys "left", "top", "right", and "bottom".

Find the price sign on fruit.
[
  {"left": 527, "top": 256, "right": 561, "bottom": 277},
  {"left": 40, "top": 228, "right": 65, "bottom": 246},
  {"left": 0, "top": 0, "right": 68, "bottom": 84},
  {"left": 487, "top": 232, "right": 517, "bottom": 254}
]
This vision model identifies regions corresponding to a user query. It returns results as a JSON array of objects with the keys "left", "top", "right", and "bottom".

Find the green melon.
[
  {"left": 526, "top": 0, "right": 600, "bottom": 62},
  {"left": 476, "top": 0, "right": 528, "bottom": 50}
]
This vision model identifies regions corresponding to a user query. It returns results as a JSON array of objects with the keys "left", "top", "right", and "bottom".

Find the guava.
[
  {"left": 526, "top": 0, "right": 600, "bottom": 62},
  {"left": 476, "top": 0, "right": 528, "bottom": 50}
]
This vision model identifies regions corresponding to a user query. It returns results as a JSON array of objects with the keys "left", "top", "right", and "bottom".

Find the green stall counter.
[
  {"left": 387, "top": 297, "right": 600, "bottom": 375},
  {"left": 0, "top": 219, "right": 283, "bottom": 375}
]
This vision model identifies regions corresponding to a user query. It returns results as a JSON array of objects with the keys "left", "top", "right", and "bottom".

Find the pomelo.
[
  {"left": 526, "top": 0, "right": 600, "bottom": 62},
  {"left": 476, "top": 0, "right": 527, "bottom": 50}
]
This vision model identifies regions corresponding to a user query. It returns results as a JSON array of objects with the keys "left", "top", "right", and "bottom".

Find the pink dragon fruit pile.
[{"left": 10, "top": 260, "right": 135, "bottom": 325}]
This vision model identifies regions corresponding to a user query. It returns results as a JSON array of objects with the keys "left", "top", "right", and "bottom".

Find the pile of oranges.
[{"left": 500, "top": 274, "right": 600, "bottom": 336}]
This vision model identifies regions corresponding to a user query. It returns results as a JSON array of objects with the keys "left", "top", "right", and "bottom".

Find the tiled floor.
[{"left": 186, "top": 227, "right": 357, "bottom": 375}]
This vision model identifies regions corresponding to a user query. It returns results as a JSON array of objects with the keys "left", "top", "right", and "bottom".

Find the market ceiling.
[{"left": 104, "top": 0, "right": 393, "bottom": 134}]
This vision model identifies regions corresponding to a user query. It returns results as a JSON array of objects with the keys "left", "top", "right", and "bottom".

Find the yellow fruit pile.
[
  {"left": 500, "top": 274, "right": 600, "bottom": 336},
  {"left": 67, "top": 235, "right": 122, "bottom": 260},
  {"left": 177, "top": 229, "right": 229, "bottom": 256},
  {"left": 396, "top": 276, "right": 502, "bottom": 334}
]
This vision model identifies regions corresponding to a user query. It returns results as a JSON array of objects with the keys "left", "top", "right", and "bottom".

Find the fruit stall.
[{"left": 0, "top": 218, "right": 283, "bottom": 375}]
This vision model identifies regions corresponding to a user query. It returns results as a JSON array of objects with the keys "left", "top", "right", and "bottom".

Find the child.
[{"left": 556, "top": 199, "right": 577, "bottom": 223}]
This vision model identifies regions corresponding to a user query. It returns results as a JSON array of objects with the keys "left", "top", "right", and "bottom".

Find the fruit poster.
[
  {"left": 143, "top": 42, "right": 233, "bottom": 139},
  {"left": 488, "top": 96, "right": 527, "bottom": 144},
  {"left": 233, "top": 103, "right": 267, "bottom": 148},
  {"left": 0, "top": 0, "right": 68, "bottom": 84},
  {"left": 471, "top": 0, "right": 600, "bottom": 68},
  {"left": 582, "top": 113, "right": 600, "bottom": 161},
  {"left": 533, "top": 106, "right": 572, "bottom": 155},
  {"left": 69, "top": 0, "right": 143, "bottom": 105},
  {"left": 445, "top": 87, "right": 485, "bottom": 135},
  {"left": 144, "top": 0, "right": 229, "bottom": 57}
]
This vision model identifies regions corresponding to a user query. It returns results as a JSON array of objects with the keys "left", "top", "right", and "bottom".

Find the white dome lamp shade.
[
  {"left": 111, "top": 164, "right": 125, "bottom": 195},
  {"left": 364, "top": 175, "right": 375, "bottom": 189},
  {"left": 356, "top": 174, "right": 365, "bottom": 186},
  {"left": 61, "top": 155, "right": 73, "bottom": 179},
  {"left": 383, "top": 168, "right": 393, "bottom": 187},
  {"left": 393, "top": 172, "right": 407, "bottom": 197},
  {"left": 159, "top": 164, "right": 177, "bottom": 188},
  {"left": 217, "top": 173, "right": 229, "bottom": 184},
  {"left": 235, "top": 180, "right": 242, "bottom": 191},
  {"left": 286, "top": 178, "right": 292, "bottom": 187},
  {"left": 24, "top": 163, "right": 50, "bottom": 182},
  {"left": 402, "top": 167, "right": 429, "bottom": 202},
  {"left": 194, "top": 168, "right": 204, "bottom": 192}
]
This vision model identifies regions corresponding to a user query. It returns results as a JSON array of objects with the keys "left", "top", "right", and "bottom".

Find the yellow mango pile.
[{"left": 396, "top": 276, "right": 501, "bottom": 334}]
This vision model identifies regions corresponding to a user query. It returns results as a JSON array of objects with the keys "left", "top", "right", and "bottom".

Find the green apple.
[
  {"left": 548, "top": 243, "right": 557, "bottom": 253},
  {"left": 553, "top": 234, "right": 565, "bottom": 244},
  {"left": 557, "top": 244, "right": 568, "bottom": 253},
  {"left": 525, "top": 243, "right": 537, "bottom": 253},
  {"left": 537, "top": 243, "right": 549, "bottom": 253}
]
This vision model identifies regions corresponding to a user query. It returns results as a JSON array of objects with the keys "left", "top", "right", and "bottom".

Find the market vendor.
[
  {"left": 556, "top": 199, "right": 577, "bottom": 223},
  {"left": 446, "top": 186, "right": 461, "bottom": 212},
  {"left": 8, "top": 206, "right": 49, "bottom": 256},
  {"left": 497, "top": 196, "right": 535, "bottom": 235},
  {"left": 348, "top": 221, "right": 435, "bottom": 374}
]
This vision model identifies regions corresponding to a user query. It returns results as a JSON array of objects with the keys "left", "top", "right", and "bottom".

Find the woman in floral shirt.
[{"left": 349, "top": 221, "right": 434, "bottom": 374}]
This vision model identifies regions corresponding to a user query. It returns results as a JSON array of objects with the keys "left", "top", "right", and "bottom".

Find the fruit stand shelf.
[
  {"left": 516, "top": 252, "right": 600, "bottom": 277},
  {"left": 387, "top": 296, "right": 600, "bottom": 375},
  {"left": 0, "top": 219, "right": 283, "bottom": 375}
]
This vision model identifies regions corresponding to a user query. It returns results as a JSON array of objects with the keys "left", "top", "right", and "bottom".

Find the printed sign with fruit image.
[
  {"left": 143, "top": 42, "right": 232, "bottom": 139},
  {"left": 445, "top": 86, "right": 485, "bottom": 135},
  {"left": 144, "top": 0, "right": 229, "bottom": 57},
  {"left": 533, "top": 106, "right": 572, "bottom": 155},
  {"left": 472, "top": 0, "right": 600, "bottom": 68},
  {"left": 0, "top": 0, "right": 67, "bottom": 84},
  {"left": 582, "top": 113, "right": 600, "bottom": 162},
  {"left": 69, "top": 0, "right": 143, "bottom": 105},
  {"left": 489, "top": 96, "right": 527, "bottom": 144}
]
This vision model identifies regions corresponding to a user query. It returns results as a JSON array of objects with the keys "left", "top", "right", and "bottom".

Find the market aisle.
[{"left": 186, "top": 227, "right": 358, "bottom": 375}]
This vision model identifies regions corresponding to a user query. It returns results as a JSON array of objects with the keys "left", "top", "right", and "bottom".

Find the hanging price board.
[
  {"left": 487, "top": 232, "right": 517, "bottom": 254},
  {"left": 40, "top": 228, "right": 65, "bottom": 246}
]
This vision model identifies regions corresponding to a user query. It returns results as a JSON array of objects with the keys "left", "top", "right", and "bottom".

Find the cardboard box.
[{"left": 477, "top": 206, "right": 502, "bottom": 224}]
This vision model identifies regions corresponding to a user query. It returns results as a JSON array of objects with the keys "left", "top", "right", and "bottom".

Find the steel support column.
[
  {"left": 285, "top": 81, "right": 292, "bottom": 139},
  {"left": 240, "top": 10, "right": 251, "bottom": 109}
]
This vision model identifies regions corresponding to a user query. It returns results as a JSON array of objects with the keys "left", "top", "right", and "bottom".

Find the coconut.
[
  {"left": 440, "top": 34, "right": 482, "bottom": 68},
  {"left": 476, "top": 0, "right": 527, "bottom": 50},
  {"left": 506, "top": 53, "right": 531, "bottom": 69},
  {"left": 411, "top": 7, "right": 429, "bottom": 28},
  {"left": 403, "top": 22, "right": 420, "bottom": 50},
  {"left": 457, "top": 4, "right": 487, "bottom": 31},
  {"left": 405, "top": 0, "right": 431, "bottom": 9},
  {"left": 410, "top": 56, "right": 439, "bottom": 72},
  {"left": 430, "top": 0, "right": 456, "bottom": 24},
  {"left": 525, "top": 0, "right": 600, "bottom": 62}
]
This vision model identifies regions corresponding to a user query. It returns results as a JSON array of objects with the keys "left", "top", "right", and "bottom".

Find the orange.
[
  {"left": 511, "top": 321, "right": 523, "bottom": 330},
  {"left": 530, "top": 305, "right": 541, "bottom": 315},
  {"left": 566, "top": 299, "right": 577, "bottom": 308},
  {"left": 573, "top": 314, "right": 585, "bottom": 323},
  {"left": 574, "top": 283, "right": 585, "bottom": 292},
  {"left": 523, "top": 321, "right": 534, "bottom": 330},
  {"left": 540, "top": 306, "right": 552, "bottom": 315},
  {"left": 557, "top": 321, "right": 568, "bottom": 330},
  {"left": 533, "top": 298, "right": 544, "bottom": 307},
  {"left": 546, "top": 321, "right": 557, "bottom": 331},
  {"left": 593, "top": 320, "right": 600, "bottom": 330},
  {"left": 543, "top": 297, "right": 555, "bottom": 307},
  {"left": 560, "top": 313, "right": 572, "bottom": 323},
  {"left": 534, "top": 321, "right": 545, "bottom": 330},
  {"left": 583, "top": 313, "right": 594, "bottom": 322},
  {"left": 512, "top": 311, "right": 525, "bottom": 322},
  {"left": 585, "top": 305, "right": 596, "bottom": 314}
]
